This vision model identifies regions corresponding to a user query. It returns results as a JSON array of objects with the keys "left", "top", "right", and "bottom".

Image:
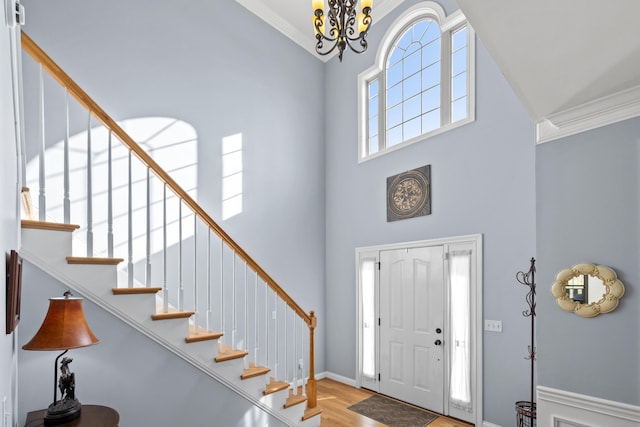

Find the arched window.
[{"left": 358, "top": 2, "right": 475, "bottom": 161}]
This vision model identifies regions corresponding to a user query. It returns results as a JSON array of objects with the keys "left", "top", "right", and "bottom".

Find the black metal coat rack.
[{"left": 515, "top": 257, "right": 536, "bottom": 426}]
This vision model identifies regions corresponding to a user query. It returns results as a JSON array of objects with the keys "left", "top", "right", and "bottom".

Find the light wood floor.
[{"left": 316, "top": 378, "right": 474, "bottom": 427}]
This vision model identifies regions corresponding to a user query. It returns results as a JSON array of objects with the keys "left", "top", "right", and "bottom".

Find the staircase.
[{"left": 18, "top": 32, "right": 321, "bottom": 427}]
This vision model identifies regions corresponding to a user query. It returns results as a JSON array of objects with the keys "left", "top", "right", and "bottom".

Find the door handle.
[{"left": 434, "top": 339, "right": 442, "bottom": 346}]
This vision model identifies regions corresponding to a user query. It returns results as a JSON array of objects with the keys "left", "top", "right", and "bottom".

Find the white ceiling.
[{"left": 237, "top": 0, "right": 640, "bottom": 135}]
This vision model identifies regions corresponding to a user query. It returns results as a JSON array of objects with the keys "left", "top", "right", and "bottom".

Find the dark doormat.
[{"left": 347, "top": 394, "right": 438, "bottom": 427}]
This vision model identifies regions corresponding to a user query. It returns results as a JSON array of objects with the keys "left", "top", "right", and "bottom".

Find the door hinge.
[
  {"left": 376, "top": 261, "right": 381, "bottom": 270},
  {"left": 378, "top": 317, "right": 381, "bottom": 326},
  {"left": 443, "top": 252, "right": 449, "bottom": 260},
  {"left": 378, "top": 373, "right": 381, "bottom": 381}
]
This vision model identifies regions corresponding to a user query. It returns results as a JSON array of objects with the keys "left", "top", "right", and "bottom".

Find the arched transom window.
[{"left": 358, "top": 2, "right": 475, "bottom": 161}]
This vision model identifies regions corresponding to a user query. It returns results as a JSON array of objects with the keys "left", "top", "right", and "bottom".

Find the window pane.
[
  {"left": 403, "top": 50, "right": 421, "bottom": 78},
  {"left": 387, "top": 125, "right": 403, "bottom": 147},
  {"left": 403, "top": 94, "right": 421, "bottom": 121},
  {"left": 369, "top": 96, "right": 378, "bottom": 116},
  {"left": 422, "top": 85, "right": 440, "bottom": 114},
  {"left": 369, "top": 135, "right": 379, "bottom": 154},
  {"left": 369, "top": 80, "right": 379, "bottom": 98},
  {"left": 387, "top": 104, "right": 402, "bottom": 128},
  {"left": 387, "top": 62, "right": 403, "bottom": 87},
  {"left": 452, "top": 97, "right": 467, "bottom": 122},
  {"left": 388, "top": 47, "right": 404, "bottom": 67},
  {"left": 412, "top": 20, "right": 428, "bottom": 41},
  {"left": 422, "top": 63, "right": 440, "bottom": 90},
  {"left": 405, "top": 41, "right": 421, "bottom": 56},
  {"left": 422, "top": 109, "right": 440, "bottom": 133},
  {"left": 422, "top": 39, "right": 440, "bottom": 67},
  {"left": 452, "top": 46, "right": 467, "bottom": 76},
  {"left": 403, "top": 73, "right": 421, "bottom": 99},
  {"left": 396, "top": 29, "right": 413, "bottom": 50},
  {"left": 387, "top": 83, "right": 402, "bottom": 108},
  {"left": 452, "top": 72, "right": 467, "bottom": 101},
  {"left": 452, "top": 26, "right": 468, "bottom": 51},
  {"left": 368, "top": 115, "right": 378, "bottom": 136},
  {"left": 403, "top": 116, "right": 421, "bottom": 141},
  {"left": 421, "top": 20, "right": 440, "bottom": 44}
]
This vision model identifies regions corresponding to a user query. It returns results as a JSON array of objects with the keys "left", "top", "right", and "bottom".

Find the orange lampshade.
[{"left": 23, "top": 294, "right": 99, "bottom": 351}]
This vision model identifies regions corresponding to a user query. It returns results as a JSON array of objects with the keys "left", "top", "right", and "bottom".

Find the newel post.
[{"left": 306, "top": 310, "right": 317, "bottom": 408}]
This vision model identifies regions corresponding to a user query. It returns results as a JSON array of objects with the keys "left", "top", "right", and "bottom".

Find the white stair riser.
[{"left": 22, "top": 228, "right": 74, "bottom": 260}]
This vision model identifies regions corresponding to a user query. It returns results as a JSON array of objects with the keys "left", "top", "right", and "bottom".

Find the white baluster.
[
  {"left": 86, "top": 112, "right": 93, "bottom": 257},
  {"left": 302, "top": 316, "right": 307, "bottom": 395},
  {"left": 178, "top": 202, "right": 184, "bottom": 311},
  {"left": 127, "top": 150, "right": 133, "bottom": 287},
  {"left": 232, "top": 253, "right": 236, "bottom": 349},
  {"left": 293, "top": 312, "right": 298, "bottom": 391},
  {"left": 274, "top": 291, "right": 279, "bottom": 379},
  {"left": 265, "top": 284, "right": 269, "bottom": 368},
  {"left": 244, "top": 262, "right": 248, "bottom": 366},
  {"left": 63, "top": 91, "right": 70, "bottom": 224},
  {"left": 220, "top": 238, "right": 224, "bottom": 342},
  {"left": 38, "top": 65, "right": 46, "bottom": 221},
  {"left": 107, "top": 132, "right": 113, "bottom": 258},
  {"left": 284, "top": 303, "right": 288, "bottom": 383},
  {"left": 162, "top": 184, "right": 168, "bottom": 313},
  {"left": 254, "top": 273, "right": 259, "bottom": 364},
  {"left": 145, "top": 168, "right": 151, "bottom": 287},
  {"left": 193, "top": 215, "right": 198, "bottom": 328},
  {"left": 206, "top": 230, "right": 212, "bottom": 332}
]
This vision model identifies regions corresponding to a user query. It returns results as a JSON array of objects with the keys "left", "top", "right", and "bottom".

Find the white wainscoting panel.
[{"left": 537, "top": 386, "right": 640, "bottom": 427}]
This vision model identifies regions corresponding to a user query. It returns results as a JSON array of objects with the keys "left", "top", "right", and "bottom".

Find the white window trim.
[{"left": 357, "top": 2, "right": 476, "bottom": 163}]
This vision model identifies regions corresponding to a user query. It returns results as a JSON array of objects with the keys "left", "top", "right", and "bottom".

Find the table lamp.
[{"left": 22, "top": 291, "right": 99, "bottom": 425}]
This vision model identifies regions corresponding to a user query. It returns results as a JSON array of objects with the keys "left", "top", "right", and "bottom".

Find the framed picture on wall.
[
  {"left": 386, "top": 165, "right": 431, "bottom": 222},
  {"left": 6, "top": 250, "right": 23, "bottom": 334}
]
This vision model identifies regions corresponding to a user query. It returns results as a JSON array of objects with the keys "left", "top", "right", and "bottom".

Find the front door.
[{"left": 379, "top": 246, "right": 444, "bottom": 412}]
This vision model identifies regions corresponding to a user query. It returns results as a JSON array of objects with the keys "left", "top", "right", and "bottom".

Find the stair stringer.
[{"left": 20, "top": 227, "right": 315, "bottom": 426}]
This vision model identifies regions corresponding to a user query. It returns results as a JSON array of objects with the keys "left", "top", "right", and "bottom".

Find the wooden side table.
[{"left": 25, "top": 405, "right": 119, "bottom": 427}]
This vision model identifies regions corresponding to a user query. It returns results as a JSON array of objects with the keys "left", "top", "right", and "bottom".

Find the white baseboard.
[
  {"left": 537, "top": 386, "right": 640, "bottom": 427},
  {"left": 320, "top": 371, "right": 357, "bottom": 387}
]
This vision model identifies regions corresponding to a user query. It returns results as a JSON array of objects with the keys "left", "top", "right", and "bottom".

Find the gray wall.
[
  {"left": 536, "top": 118, "right": 640, "bottom": 405},
  {"left": 21, "top": 0, "right": 326, "bottom": 404},
  {"left": 323, "top": 1, "right": 536, "bottom": 425},
  {"left": 0, "top": 9, "right": 21, "bottom": 427},
  {"left": 18, "top": 262, "right": 288, "bottom": 427}
]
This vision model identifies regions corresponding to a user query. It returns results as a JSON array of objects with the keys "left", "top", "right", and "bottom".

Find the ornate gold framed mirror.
[{"left": 551, "top": 263, "right": 625, "bottom": 317}]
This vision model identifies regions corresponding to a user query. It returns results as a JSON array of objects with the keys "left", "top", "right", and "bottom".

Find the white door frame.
[{"left": 355, "top": 234, "right": 483, "bottom": 426}]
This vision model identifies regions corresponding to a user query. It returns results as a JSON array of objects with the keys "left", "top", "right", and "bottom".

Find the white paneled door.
[{"left": 379, "top": 246, "right": 445, "bottom": 413}]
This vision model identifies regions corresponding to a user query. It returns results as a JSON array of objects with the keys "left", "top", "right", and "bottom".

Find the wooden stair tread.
[
  {"left": 112, "top": 287, "right": 162, "bottom": 295},
  {"left": 283, "top": 389, "right": 307, "bottom": 408},
  {"left": 215, "top": 344, "right": 248, "bottom": 362},
  {"left": 264, "top": 377, "right": 289, "bottom": 395},
  {"left": 241, "top": 362, "right": 270, "bottom": 380},
  {"left": 66, "top": 256, "right": 124, "bottom": 265},
  {"left": 185, "top": 327, "right": 223, "bottom": 343},
  {"left": 302, "top": 406, "right": 323, "bottom": 421},
  {"left": 151, "top": 309, "right": 194, "bottom": 321},
  {"left": 22, "top": 219, "right": 80, "bottom": 232}
]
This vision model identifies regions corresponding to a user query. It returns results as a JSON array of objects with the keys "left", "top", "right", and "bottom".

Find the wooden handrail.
[{"left": 21, "top": 32, "right": 312, "bottom": 326}]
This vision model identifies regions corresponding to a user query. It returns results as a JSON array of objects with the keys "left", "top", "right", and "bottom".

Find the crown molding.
[{"left": 536, "top": 84, "right": 640, "bottom": 144}]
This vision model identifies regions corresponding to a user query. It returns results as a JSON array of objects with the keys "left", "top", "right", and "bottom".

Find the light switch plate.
[{"left": 484, "top": 319, "right": 502, "bottom": 332}]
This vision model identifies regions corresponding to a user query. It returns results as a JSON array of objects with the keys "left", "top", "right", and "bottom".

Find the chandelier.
[{"left": 312, "top": 0, "right": 373, "bottom": 61}]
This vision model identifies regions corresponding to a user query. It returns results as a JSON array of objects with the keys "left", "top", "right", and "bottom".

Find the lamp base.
[{"left": 44, "top": 399, "right": 81, "bottom": 425}]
